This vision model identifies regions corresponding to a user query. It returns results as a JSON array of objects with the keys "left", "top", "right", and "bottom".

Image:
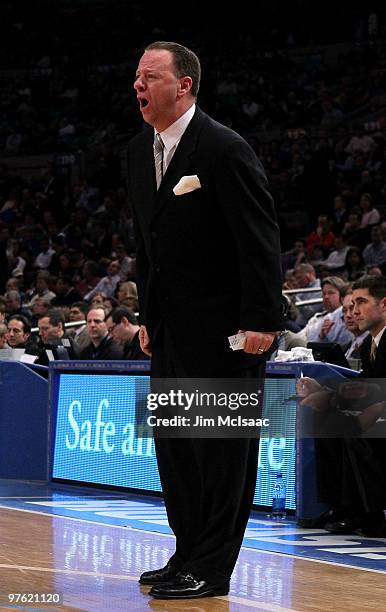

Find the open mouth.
[{"left": 138, "top": 97, "right": 149, "bottom": 109}]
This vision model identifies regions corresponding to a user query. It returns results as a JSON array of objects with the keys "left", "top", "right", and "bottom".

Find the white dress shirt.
[{"left": 157, "top": 104, "right": 196, "bottom": 173}]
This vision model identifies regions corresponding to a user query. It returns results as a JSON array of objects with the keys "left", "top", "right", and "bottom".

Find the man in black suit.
[
  {"left": 128, "top": 41, "right": 283, "bottom": 599},
  {"left": 106, "top": 305, "right": 149, "bottom": 360},
  {"left": 79, "top": 306, "right": 123, "bottom": 360},
  {"left": 323, "top": 275, "right": 386, "bottom": 536}
]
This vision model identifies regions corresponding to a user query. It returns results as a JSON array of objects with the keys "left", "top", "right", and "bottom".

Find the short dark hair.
[
  {"left": 339, "top": 283, "right": 353, "bottom": 300},
  {"left": 145, "top": 41, "right": 201, "bottom": 97},
  {"left": 352, "top": 275, "right": 386, "bottom": 300},
  {"left": 8, "top": 314, "right": 31, "bottom": 334},
  {"left": 39, "top": 309, "right": 65, "bottom": 329},
  {"left": 71, "top": 301, "right": 88, "bottom": 314},
  {"left": 111, "top": 306, "right": 138, "bottom": 326}
]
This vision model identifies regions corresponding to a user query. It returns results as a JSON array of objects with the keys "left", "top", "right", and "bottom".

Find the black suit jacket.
[
  {"left": 79, "top": 335, "right": 123, "bottom": 360},
  {"left": 123, "top": 331, "right": 150, "bottom": 361},
  {"left": 127, "top": 107, "right": 283, "bottom": 375},
  {"left": 360, "top": 331, "right": 386, "bottom": 377}
]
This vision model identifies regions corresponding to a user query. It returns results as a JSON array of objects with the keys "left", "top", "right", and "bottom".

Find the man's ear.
[{"left": 177, "top": 76, "right": 193, "bottom": 98}]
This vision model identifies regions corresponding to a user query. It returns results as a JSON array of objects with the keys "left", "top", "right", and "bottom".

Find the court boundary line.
[
  {"left": 0, "top": 504, "right": 385, "bottom": 576},
  {"left": 0, "top": 563, "right": 300, "bottom": 611}
]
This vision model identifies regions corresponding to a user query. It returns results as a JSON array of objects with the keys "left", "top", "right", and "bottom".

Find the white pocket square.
[{"left": 173, "top": 175, "right": 201, "bottom": 196}]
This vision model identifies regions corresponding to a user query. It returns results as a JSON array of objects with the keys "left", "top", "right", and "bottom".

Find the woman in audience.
[
  {"left": 359, "top": 193, "right": 381, "bottom": 228},
  {"left": 343, "top": 246, "right": 366, "bottom": 281}
]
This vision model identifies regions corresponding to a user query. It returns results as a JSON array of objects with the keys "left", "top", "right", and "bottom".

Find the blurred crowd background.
[{"left": 1, "top": 0, "right": 386, "bottom": 358}]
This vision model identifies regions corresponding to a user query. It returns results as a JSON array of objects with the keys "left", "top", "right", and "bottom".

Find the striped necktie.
[
  {"left": 370, "top": 338, "right": 377, "bottom": 364},
  {"left": 154, "top": 133, "right": 164, "bottom": 189}
]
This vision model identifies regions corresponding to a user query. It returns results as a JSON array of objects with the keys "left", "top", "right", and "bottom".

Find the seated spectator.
[
  {"left": 308, "top": 245, "right": 329, "bottom": 269},
  {"left": 107, "top": 306, "right": 149, "bottom": 360},
  {"left": 292, "top": 263, "right": 323, "bottom": 328},
  {"left": 79, "top": 306, "right": 123, "bottom": 360},
  {"left": 35, "top": 309, "right": 78, "bottom": 364},
  {"left": 76, "top": 260, "right": 101, "bottom": 298},
  {"left": 367, "top": 265, "right": 383, "bottom": 277},
  {"left": 51, "top": 276, "right": 82, "bottom": 307},
  {"left": 0, "top": 299, "right": 6, "bottom": 323},
  {"left": 331, "top": 195, "right": 349, "bottom": 234},
  {"left": 363, "top": 225, "right": 386, "bottom": 267},
  {"left": 84, "top": 260, "right": 121, "bottom": 301},
  {"left": 30, "top": 297, "right": 51, "bottom": 326},
  {"left": 25, "top": 270, "right": 56, "bottom": 307},
  {"left": 286, "top": 276, "right": 353, "bottom": 348},
  {"left": 340, "top": 286, "right": 369, "bottom": 361},
  {"left": 323, "top": 234, "right": 350, "bottom": 271},
  {"left": 345, "top": 129, "right": 375, "bottom": 156},
  {"left": 305, "top": 215, "right": 336, "bottom": 257},
  {"left": 6, "top": 315, "right": 37, "bottom": 353},
  {"left": 0, "top": 322, "right": 8, "bottom": 348},
  {"left": 343, "top": 212, "right": 368, "bottom": 250},
  {"left": 4, "top": 290, "right": 32, "bottom": 320},
  {"left": 90, "top": 292, "right": 107, "bottom": 308},
  {"left": 113, "top": 243, "right": 135, "bottom": 280},
  {"left": 33, "top": 237, "right": 55, "bottom": 270},
  {"left": 282, "top": 268, "right": 297, "bottom": 290},
  {"left": 281, "top": 239, "right": 306, "bottom": 273},
  {"left": 67, "top": 301, "right": 89, "bottom": 351},
  {"left": 116, "top": 280, "right": 139, "bottom": 312},
  {"left": 343, "top": 247, "right": 366, "bottom": 282},
  {"left": 359, "top": 193, "right": 381, "bottom": 229},
  {"left": 103, "top": 296, "right": 119, "bottom": 316}
]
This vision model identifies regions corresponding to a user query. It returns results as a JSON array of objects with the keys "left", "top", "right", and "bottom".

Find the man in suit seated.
[
  {"left": 67, "top": 301, "right": 89, "bottom": 352},
  {"left": 35, "top": 309, "right": 79, "bottom": 364},
  {"left": 298, "top": 275, "right": 386, "bottom": 536},
  {"left": 5, "top": 314, "right": 39, "bottom": 355},
  {"left": 106, "top": 306, "right": 149, "bottom": 360},
  {"left": 341, "top": 285, "right": 369, "bottom": 362},
  {"left": 79, "top": 306, "right": 123, "bottom": 360}
]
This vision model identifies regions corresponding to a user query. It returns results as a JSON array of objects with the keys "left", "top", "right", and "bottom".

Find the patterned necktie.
[
  {"left": 154, "top": 133, "right": 164, "bottom": 189},
  {"left": 370, "top": 338, "right": 377, "bottom": 364}
]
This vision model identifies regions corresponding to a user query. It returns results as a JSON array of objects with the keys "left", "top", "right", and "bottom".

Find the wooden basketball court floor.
[{"left": 0, "top": 482, "right": 385, "bottom": 612}]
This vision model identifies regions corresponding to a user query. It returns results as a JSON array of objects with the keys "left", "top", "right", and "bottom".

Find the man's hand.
[
  {"left": 240, "top": 330, "right": 276, "bottom": 355},
  {"left": 319, "top": 319, "right": 335, "bottom": 339},
  {"left": 299, "top": 390, "right": 331, "bottom": 412},
  {"left": 296, "top": 377, "right": 322, "bottom": 397},
  {"left": 139, "top": 325, "right": 152, "bottom": 356}
]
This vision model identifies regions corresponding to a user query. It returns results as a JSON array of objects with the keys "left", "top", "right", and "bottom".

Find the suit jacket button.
[
  {"left": 151, "top": 231, "right": 157, "bottom": 239},
  {"left": 155, "top": 265, "right": 161, "bottom": 272}
]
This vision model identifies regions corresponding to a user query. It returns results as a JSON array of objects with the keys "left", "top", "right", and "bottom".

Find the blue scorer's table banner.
[{"left": 50, "top": 362, "right": 296, "bottom": 510}]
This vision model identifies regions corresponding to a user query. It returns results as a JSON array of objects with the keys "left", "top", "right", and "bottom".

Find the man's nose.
[{"left": 134, "top": 77, "right": 144, "bottom": 91}]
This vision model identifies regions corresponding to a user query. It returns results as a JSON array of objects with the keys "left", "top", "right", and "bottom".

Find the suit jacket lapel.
[
  {"left": 152, "top": 107, "right": 206, "bottom": 221},
  {"left": 374, "top": 329, "right": 386, "bottom": 375}
]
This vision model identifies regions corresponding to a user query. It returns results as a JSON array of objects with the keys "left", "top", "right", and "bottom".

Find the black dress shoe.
[
  {"left": 324, "top": 518, "right": 361, "bottom": 534},
  {"left": 149, "top": 572, "right": 229, "bottom": 599},
  {"left": 297, "top": 508, "right": 342, "bottom": 529},
  {"left": 139, "top": 562, "right": 180, "bottom": 585}
]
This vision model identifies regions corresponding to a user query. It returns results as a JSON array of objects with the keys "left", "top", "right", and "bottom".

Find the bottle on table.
[{"left": 271, "top": 471, "right": 286, "bottom": 520}]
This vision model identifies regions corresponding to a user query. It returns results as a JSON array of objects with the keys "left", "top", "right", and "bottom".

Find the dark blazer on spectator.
[
  {"left": 123, "top": 330, "right": 149, "bottom": 360},
  {"left": 79, "top": 335, "right": 123, "bottom": 360},
  {"left": 360, "top": 330, "right": 386, "bottom": 377}
]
